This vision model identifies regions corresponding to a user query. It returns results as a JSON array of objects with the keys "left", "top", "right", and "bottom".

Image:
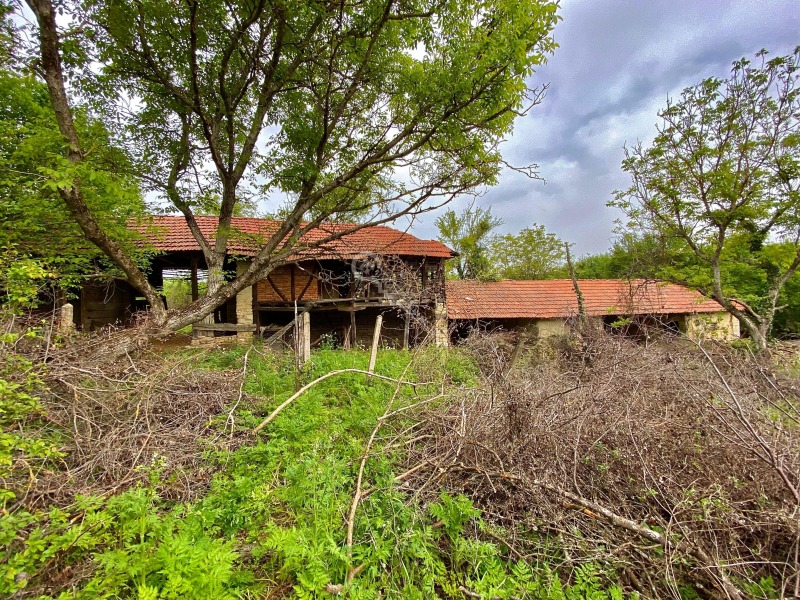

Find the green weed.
[{"left": 2, "top": 343, "right": 630, "bottom": 599}]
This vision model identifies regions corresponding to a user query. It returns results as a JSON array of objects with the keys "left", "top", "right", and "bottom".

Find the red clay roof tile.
[
  {"left": 133, "top": 215, "right": 454, "bottom": 260},
  {"left": 446, "top": 279, "right": 725, "bottom": 320}
]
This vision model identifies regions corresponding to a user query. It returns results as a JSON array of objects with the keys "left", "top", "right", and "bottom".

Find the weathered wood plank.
[{"left": 193, "top": 323, "right": 257, "bottom": 332}]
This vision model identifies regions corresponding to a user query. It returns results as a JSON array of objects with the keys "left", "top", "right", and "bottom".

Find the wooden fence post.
[
  {"left": 296, "top": 310, "right": 311, "bottom": 367},
  {"left": 403, "top": 309, "right": 411, "bottom": 349},
  {"left": 367, "top": 314, "right": 383, "bottom": 381}
]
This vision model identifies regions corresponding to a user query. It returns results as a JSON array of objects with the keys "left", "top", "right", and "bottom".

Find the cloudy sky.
[{"left": 408, "top": 0, "right": 800, "bottom": 257}]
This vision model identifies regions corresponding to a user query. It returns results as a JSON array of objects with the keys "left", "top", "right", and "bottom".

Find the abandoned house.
[
  {"left": 445, "top": 279, "right": 740, "bottom": 342},
  {"left": 70, "top": 216, "right": 742, "bottom": 347},
  {"left": 73, "top": 216, "right": 452, "bottom": 347}
]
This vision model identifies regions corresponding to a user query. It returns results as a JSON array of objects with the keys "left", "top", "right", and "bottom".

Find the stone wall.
[
  {"left": 683, "top": 311, "right": 740, "bottom": 341},
  {"left": 531, "top": 318, "right": 567, "bottom": 338},
  {"left": 235, "top": 262, "right": 255, "bottom": 341}
]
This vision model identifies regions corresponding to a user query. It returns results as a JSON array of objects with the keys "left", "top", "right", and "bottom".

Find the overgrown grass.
[{"left": 2, "top": 339, "right": 628, "bottom": 599}]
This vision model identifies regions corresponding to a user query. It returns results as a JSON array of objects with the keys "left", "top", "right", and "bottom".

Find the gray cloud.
[{"left": 412, "top": 0, "right": 800, "bottom": 256}]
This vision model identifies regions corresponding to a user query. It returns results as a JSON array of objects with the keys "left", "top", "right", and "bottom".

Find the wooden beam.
[
  {"left": 266, "top": 274, "right": 289, "bottom": 302},
  {"left": 297, "top": 271, "right": 314, "bottom": 301},
  {"left": 193, "top": 323, "right": 257, "bottom": 332},
  {"left": 252, "top": 282, "right": 260, "bottom": 333}
]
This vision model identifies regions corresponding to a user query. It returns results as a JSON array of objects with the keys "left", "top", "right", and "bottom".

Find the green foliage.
[
  {"left": 2, "top": 344, "right": 629, "bottom": 598},
  {"left": 612, "top": 48, "right": 800, "bottom": 345},
  {"left": 575, "top": 233, "right": 670, "bottom": 280},
  {"left": 437, "top": 204, "right": 503, "bottom": 280},
  {"left": 438, "top": 213, "right": 568, "bottom": 281},
  {"left": 490, "top": 223, "right": 567, "bottom": 280},
  {"left": 741, "top": 575, "right": 778, "bottom": 599},
  {"left": 2, "top": 487, "right": 242, "bottom": 599},
  {"left": 575, "top": 230, "right": 800, "bottom": 337},
  {"left": 412, "top": 345, "right": 482, "bottom": 386},
  {"left": 7, "top": 0, "right": 561, "bottom": 327},
  {"left": 0, "top": 69, "right": 149, "bottom": 295},
  {"left": 162, "top": 277, "right": 206, "bottom": 311},
  {"left": 184, "top": 347, "right": 627, "bottom": 598},
  {"left": 77, "top": 0, "right": 561, "bottom": 224},
  {"left": 0, "top": 247, "right": 57, "bottom": 310},
  {"left": 0, "top": 329, "right": 63, "bottom": 510},
  {"left": 0, "top": 2, "right": 19, "bottom": 70}
]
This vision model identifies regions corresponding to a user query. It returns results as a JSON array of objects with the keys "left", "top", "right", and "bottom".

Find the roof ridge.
[{"left": 132, "top": 214, "right": 454, "bottom": 259}]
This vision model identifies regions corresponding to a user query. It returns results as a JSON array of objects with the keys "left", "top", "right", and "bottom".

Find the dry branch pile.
[
  {"left": 4, "top": 323, "right": 250, "bottom": 509},
  {"left": 407, "top": 329, "right": 800, "bottom": 598}
]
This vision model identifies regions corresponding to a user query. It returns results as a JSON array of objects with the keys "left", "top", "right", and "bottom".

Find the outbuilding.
[{"left": 446, "top": 279, "right": 740, "bottom": 342}]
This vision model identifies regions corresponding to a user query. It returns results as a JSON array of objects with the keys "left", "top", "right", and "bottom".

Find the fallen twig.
[
  {"left": 226, "top": 346, "right": 253, "bottom": 437},
  {"left": 345, "top": 362, "right": 414, "bottom": 580}
]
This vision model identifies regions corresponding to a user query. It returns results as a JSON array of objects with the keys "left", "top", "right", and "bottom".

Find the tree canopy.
[
  {"left": 14, "top": 0, "right": 560, "bottom": 333},
  {"left": 436, "top": 204, "right": 566, "bottom": 281},
  {"left": 0, "top": 68, "right": 147, "bottom": 306},
  {"left": 435, "top": 204, "right": 503, "bottom": 280},
  {"left": 612, "top": 48, "right": 800, "bottom": 349},
  {"left": 490, "top": 224, "right": 565, "bottom": 279}
]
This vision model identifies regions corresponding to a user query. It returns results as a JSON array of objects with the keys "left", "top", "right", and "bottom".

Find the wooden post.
[
  {"left": 507, "top": 331, "right": 527, "bottom": 372},
  {"left": 367, "top": 314, "right": 383, "bottom": 381},
  {"left": 433, "top": 301, "right": 448, "bottom": 347},
  {"left": 342, "top": 325, "right": 351, "bottom": 350},
  {"left": 190, "top": 257, "right": 199, "bottom": 301},
  {"left": 349, "top": 303, "right": 357, "bottom": 348},
  {"left": 296, "top": 310, "right": 311, "bottom": 368},
  {"left": 403, "top": 309, "right": 411, "bottom": 349}
]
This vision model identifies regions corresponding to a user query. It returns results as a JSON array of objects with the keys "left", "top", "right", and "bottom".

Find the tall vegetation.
[
  {"left": 490, "top": 223, "right": 566, "bottom": 279},
  {"left": 13, "top": 0, "right": 559, "bottom": 336},
  {"left": 1, "top": 325, "right": 630, "bottom": 599},
  {"left": 412, "top": 329, "right": 800, "bottom": 598},
  {"left": 612, "top": 48, "right": 800, "bottom": 350},
  {"left": 437, "top": 204, "right": 566, "bottom": 280},
  {"left": 0, "top": 69, "right": 147, "bottom": 297},
  {"left": 435, "top": 204, "right": 504, "bottom": 279}
]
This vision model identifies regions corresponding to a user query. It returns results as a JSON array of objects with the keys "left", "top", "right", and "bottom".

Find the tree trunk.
[
  {"left": 711, "top": 260, "right": 769, "bottom": 351},
  {"left": 26, "top": 0, "right": 167, "bottom": 319},
  {"left": 744, "top": 322, "right": 769, "bottom": 352}
]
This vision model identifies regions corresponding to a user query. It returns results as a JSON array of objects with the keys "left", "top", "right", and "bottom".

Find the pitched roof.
[
  {"left": 446, "top": 279, "right": 725, "bottom": 320},
  {"left": 133, "top": 215, "right": 454, "bottom": 260}
]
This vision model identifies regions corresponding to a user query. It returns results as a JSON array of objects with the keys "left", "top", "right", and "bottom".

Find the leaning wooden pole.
[{"left": 367, "top": 314, "right": 383, "bottom": 382}]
